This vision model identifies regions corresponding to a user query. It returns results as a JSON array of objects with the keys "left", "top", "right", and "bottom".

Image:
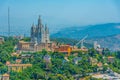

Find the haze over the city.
[{"left": 0, "top": 0, "right": 120, "bottom": 35}]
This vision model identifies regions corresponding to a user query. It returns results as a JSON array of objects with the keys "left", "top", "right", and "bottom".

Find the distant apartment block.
[{"left": 0, "top": 37, "right": 4, "bottom": 44}]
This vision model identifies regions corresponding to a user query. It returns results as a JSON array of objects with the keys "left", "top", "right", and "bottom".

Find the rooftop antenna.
[{"left": 8, "top": 7, "right": 10, "bottom": 37}]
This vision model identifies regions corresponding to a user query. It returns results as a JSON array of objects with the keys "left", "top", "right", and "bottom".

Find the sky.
[{"left": 0, "top": 0, "right": 120, "bottom": 35}]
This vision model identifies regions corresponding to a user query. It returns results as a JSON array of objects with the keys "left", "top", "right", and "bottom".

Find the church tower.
[
  {"left": 38, "top": 15, "right": 42, "bottom": 28},
  {"left": 41, "top": 24, "right": 45, "bottom": 43},
  {"left": 45, "top": 24, "right": 50, "bottom": 43},
  {"left": 31, "top": 23, "right": 36, "bottom": 43},
  {"left": 37, "top": 15, "right": 42, "bottom": 44}
]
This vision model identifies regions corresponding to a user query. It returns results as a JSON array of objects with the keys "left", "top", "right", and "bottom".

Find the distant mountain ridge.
[
  {"left": 51, "top": 23, "right": 120, "bottom": 51},
  {"left": 51, "top": 23, "right": 120, "bottom": 39}
]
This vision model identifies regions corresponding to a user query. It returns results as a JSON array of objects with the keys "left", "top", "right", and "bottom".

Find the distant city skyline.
[{"left": 0, "top": 0, "right": 120, "bottom": 35}]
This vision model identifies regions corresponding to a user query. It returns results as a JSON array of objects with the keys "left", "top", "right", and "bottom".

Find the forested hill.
[{"left": 51, "top": 23, "right": 120, "bottom": 39}]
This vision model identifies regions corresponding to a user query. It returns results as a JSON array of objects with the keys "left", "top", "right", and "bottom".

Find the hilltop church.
[{"left": 18, "top": 16, "right": 56, "bottom": 52}]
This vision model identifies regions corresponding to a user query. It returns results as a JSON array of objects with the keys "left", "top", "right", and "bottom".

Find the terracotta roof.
[
  {"left": 97, "top": 62, "right": 102, "bottom": 67},
  {"left": 2, "top": 73, "right": 9, "bottom": 77},
  {"left": 16, "top": 59, "right": 22, "bottom": 63},
  {"left": 6, "top": 61, "right": 11, "bottom": 65}
]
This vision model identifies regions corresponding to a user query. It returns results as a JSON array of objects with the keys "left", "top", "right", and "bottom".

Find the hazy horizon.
[{"left": 0, "top": 0, "right": 120, "bottom": 36}]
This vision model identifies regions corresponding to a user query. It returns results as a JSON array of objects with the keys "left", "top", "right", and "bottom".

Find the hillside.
[
  {"left": 51, "top": 23, "right": 120, "bottom": 51},
  {"left": 87, "top": 34, "right": 120, "bottom": 51},
  {"left": 51, "top": 23, "right": 120, "bottom": 39}
]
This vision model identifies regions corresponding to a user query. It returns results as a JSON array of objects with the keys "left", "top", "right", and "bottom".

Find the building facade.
[
  {"left": 7, "top": 64, "right": 32, "bottom": 72},
  {"left": 0, "top": 37, "right": 4, "bottom": 44},
  {"left": 1, "top": 73, "right": 9, "bottom": 80}
]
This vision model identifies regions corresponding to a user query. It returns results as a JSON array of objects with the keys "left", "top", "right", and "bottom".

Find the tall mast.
[{"left": 8, "top": 7, "right": 10, "bottom": 37}]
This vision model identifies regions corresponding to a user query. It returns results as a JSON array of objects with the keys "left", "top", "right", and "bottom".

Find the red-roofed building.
[
  {"left": 15, "top": 59, "right": 22, "bottom": 64},
  {"left": 6, "top": 61, "right": 11, "bottom": 65},
  {"left": 2, "top": 73, "right": 9, "bottom": 80},
  {"left": 54, "top": 44, "right": 72, "bottom": 53}
]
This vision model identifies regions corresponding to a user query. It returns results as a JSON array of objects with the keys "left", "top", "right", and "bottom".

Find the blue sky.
[{"left": 0, "top": 0, "right": 120, "bottom": 35}]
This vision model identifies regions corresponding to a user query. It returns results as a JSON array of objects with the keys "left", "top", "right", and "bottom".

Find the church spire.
[
  {"left": 31, "top": 23, "right": 36, "bottom": 33},
  {"left": 38, "top": 15, "right": 42, "bottom": 26},
  {"left": 45, "top": 24, "right": 47, "bottom": 30},
  {"left": 45, "top": 24, "right": 49, "bottom": 34}
]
